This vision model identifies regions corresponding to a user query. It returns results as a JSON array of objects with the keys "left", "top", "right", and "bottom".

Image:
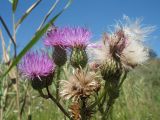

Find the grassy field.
[{"left": 1, "top": 58, "right": 160, "bottom": 120}]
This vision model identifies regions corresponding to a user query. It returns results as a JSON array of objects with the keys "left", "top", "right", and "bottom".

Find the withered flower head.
[
  {"left": 60, "top": 69, "right": 101, "bottom": 101},
  {"left": 106, "top": 29, "right": 127, "bottom": 61},
  {"left": 87, "top": 16, "right": 154, "bottom": 70}
]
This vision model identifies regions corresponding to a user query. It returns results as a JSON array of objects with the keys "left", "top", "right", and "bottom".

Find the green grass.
[
  {"left": 112, "top": 58, "right": 160, "bottom": 120},
  {"left": 1, "top": 58, "right": 160, "bottom": 120}
]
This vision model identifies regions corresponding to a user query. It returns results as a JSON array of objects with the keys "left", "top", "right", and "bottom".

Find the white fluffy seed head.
[
  {"left": 121, "top": 40, "right": 149, "bottom": 69},
  {"left": 87, "top": 16, "right": 154, "bottom": 69},
  {"left": 122, "top": 15, "right": 155, "bottom": 42}
]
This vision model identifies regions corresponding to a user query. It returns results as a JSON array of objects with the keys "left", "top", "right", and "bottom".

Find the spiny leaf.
[
  {"left": 15, "top": 0, "right": 42, "bottom": 29},
  {"left": 1, "top": 0, "right": 72, "bottom": 79},
  {"left": 12, "top": 0, "right": 18, "bottom": 13}
]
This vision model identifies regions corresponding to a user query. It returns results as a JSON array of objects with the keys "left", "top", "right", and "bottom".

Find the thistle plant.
[
  {"left": 16, "top": 16, "right": 155, "bottom": 120},
  {"left": 0, "top": 1, "right": 155, "bottom": 119}
]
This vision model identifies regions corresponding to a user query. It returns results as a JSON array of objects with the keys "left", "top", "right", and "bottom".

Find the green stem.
[
  {"left": 101, "top": 97, "right": 114, "bottom": 120},
  {"left": 0, "top": 71, "right": 5, "bottom": 120},
  {"left": 56, "top": 66, "right": 61, "bottom": 101},
  {"left": 88, "top": 88, "right": 106, "bottom": 110},
  {"left": 46, "top": 86, "right": 71, "bottom": 119},
  {"left": 28, "top": 89, "right": 32, "bottom": 120},
  {"left": 81, "top": 98, "right": 87, "bottom": 120},
  {"left": 98, "top": 81, "right": 108, "bottom": 114},
  {"left": 118, "top": 71, "right": 127, "bottom": 88},
  {"left": 101, "top": 81, "right": 109, "bottom": 105},
  {"left": 101, "top": 71, "right": 127, "bottom": 120}
]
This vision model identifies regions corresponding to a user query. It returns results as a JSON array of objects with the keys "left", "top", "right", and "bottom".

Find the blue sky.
[{"left": 0, "top": 0, "right": 160, "bottom": 57}]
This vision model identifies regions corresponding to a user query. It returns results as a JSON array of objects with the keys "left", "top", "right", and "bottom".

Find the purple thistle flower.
[
  {"left": 44, "top": 26, "right": 68, "bottom": 47},
  {"left": 63, "top": 27, "right": 91, "bottom": 48},
  {"left": 44, "top": 26, "right": 91, "bottom": 48},
  {"left": 19, "top": 51, "right": 55, "bottom": 79}
]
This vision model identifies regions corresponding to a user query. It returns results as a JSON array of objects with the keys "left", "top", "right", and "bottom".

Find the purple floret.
[
  {"left": 44, "top": 26, "right": 68, "bottom": 47},
  {"left": 63, "top": 27, "right": 91, "bottom": 48},
  {"left": 19, "top": 51, "right": 55, "bottom": 79}
]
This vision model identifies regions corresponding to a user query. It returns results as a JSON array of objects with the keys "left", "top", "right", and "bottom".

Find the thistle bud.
[
  {"left": 52, "top": 46, "right": 67, "bottom": 66},
  {"left": 100, "top": 59, "right": 122, "bottom": 81},
  {"left": 108, "top": 88, "right": 120, "bottom": 99},
  {"left": 31, "top": 73, "right": 54, "bottom": 90},
  {"left": 70, "top": 48, "right": 88, "bottom": 68}
]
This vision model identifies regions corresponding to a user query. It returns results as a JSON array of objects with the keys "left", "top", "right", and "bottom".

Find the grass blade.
[
  {"left": 38, "top": 0, "right": 60, "bottom": 30},
  {"left": 15, "top": 0, "right": 42, "bottom": 29},
  {"left": 8, "top": 0, "right": 13, "bottom": 4},
  {"left": 12, "top": 0, "right": 18, "bottom": 13},
  {"left": 0, "top": 16, "right": 17, "bottom": 58},
  {"left": 0, "top": 30, "right": 10, "bottom": 63}
]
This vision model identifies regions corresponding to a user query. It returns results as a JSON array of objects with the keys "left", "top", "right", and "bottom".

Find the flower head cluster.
[
  {"left": 44, "top": 26, "right": 91, "bottom": 67},
  {"left": 60, "top": 69, "right": 100, "bottom": 101},
  {"left": 19, "top": 51, "right": 55, "bottom": 79}
]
